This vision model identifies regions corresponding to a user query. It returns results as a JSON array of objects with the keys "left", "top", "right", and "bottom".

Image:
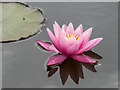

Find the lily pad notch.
[{"left": 0, "top": 2, "right": 45, "bottom": 43}]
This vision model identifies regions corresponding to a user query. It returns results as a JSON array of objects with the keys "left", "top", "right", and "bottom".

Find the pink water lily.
[{"left": 37, "top": 21, "right": 103, "bottom": 66}]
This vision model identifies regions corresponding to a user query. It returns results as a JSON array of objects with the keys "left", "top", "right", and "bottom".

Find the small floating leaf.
[{"left": 0, "top": 2, "right": 44, "bottom": 42}]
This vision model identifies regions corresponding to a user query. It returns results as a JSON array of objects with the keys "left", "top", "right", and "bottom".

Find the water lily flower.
[{"left": 36, "top": 21, "right": 103, "bottom": 66}]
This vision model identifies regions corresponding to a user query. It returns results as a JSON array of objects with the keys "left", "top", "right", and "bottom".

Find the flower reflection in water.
[{"left": 47, "top": 50, "right": 102, "bottom": 85}]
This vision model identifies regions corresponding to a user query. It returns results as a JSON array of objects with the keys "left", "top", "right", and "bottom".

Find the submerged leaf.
[{"left": 0, "top": 2, "right": 44, "bottom": 42}]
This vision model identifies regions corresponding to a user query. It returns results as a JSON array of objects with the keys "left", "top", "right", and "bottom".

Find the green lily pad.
[{"left": 0, "top": 2, "right": 44, "bottom": 43}]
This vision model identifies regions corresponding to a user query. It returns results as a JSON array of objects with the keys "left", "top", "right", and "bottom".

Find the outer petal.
[
  {"left": 75, "top": 33, "right": 87, "bottom": 51},
  {"left": 36, "top": 40, "right": 59, "bottom": 53},
  {"left": 71, "top": 54, "right": 97, "bottom": 63},
  {"left": 53, "top": 22, "right": 61, "bottom": 40},
  {"left": 48, "top": 45, "right": 59, "bottom": 53},
  {"left": 55, "top": 21, "right": 61, "bottom": 30},
  {"left": 76, "top": 27, "right": 93, "bottom": 51},
  {"left": 75, "top": 24, "right": 83, "bottom": 37},
  {"left": 77, "top": 38, "right": 103, "bottom": 54},
  {"left": 81, "top": 27, "right": 93, "bottom": 45},
  {"left": 47, "top": 28, "right": 61, "bottom": 52},
  {"left": 47, "top": 54, "right": 68, "bottom": 66},
  {"left": 66, "top": 22, "right": 74, "bottom": 34},
  {"left": 36, "top": 40, "right": 51, "bottom": 49},
  {"left": 62, "top": 24, "right": 67, "bottom": 31}
]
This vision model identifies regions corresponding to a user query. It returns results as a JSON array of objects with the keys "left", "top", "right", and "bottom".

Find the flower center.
[{"left": 65, "top": 33, "right": 80, "bottom": 40}]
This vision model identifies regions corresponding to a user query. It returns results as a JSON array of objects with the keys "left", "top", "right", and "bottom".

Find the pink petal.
[
  {"left": 53, "top": 22, "right": 61, "bottom": 40},
  {"left": 77, "top": 38, "right": 103, "bottom": 54},
  {"left": 71, "top": 54, "right": 97, "bottom": 63},
  {"left": 82, "top": 27, "right": 93, "bottom": 45},
  {"left": 62, "top": 24, "right": 67, "bottom": 31},
  {"left": 59, "top": 31, "right": 69, "bottom": 54},
  {"left": 48, "top": 45, "right": 59, "bottom": 53},
  {"left": 47, "top": 28, "right": 61, "bottom": 52},
  {"left": 59, "top": 35, "right": 76, "bottom": 55},
  {"left": 66, "top": 22, "right": 74, "bottom": 34},
  {"left": 68, "top": 36, "right": 76, "bottom": 45},
  {"left": 47, "top": 54, "right": 68, "bottom": 66},
  {"left": 76, "top": 27, "right": 93, "bottom": 51},
  {"left": 36, "top": 40, "right": 51, "bottom": 50},
  {"left": 36, "top": 40, "right": 59, "bottom": 53},
  {"left": 55, "top": 21, "right": 61, "bottom": 29},
  {"left": 66, "top": 41, "right": 79, "bottom": 56},
  {"left": 75, "top": 33, "right": 86, "bottom": 51},
  {"left": 75, "top": 24, "right": 83, "bottom": 36}
]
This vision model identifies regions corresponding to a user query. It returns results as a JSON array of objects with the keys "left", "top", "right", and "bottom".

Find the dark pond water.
[{"left": 2, "top": 2, "right": 118, "bottom": 88}]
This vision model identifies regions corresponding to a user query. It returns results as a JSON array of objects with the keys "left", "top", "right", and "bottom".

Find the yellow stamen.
[
  {"left": 65, "top": 33, "right": 66, "bottom": 37},
  {"left": 67, "top": 34, "right": 69, "bottom": 38},
  {"left": 78, "top": 37, "right": 80, "bottom": 40},
  {"left": 64, "top": 33, "right": 80, "bottom": 40},
  {"left": 75, "top": 36, "right": 78, "bottom": 40}
]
